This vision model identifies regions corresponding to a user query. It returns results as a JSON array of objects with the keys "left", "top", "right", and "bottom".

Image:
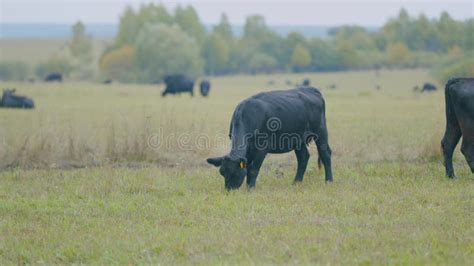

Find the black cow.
[
  {"left": 441, "top": 78, "right": 474, "bottom": 178},
  {"left": 103, "top": 79, "right": 112, "bottom": 84},
  {"left": 44, "top": 73, "right": 62, "bottom": 82},
  {"left": 1, "top": 89, "right": 34, "bottom": 109},
  {"left": 200, "top": 80, "right": 211, "bottom": 97},
  {"left": 302, "top": 79, "right": 310, "bottom": 86},
  {"left": 207, "top": 86, "right": 333, "bottom": 190},
  {"left": 421, "top": 82, "right": 437, "bottom": 92},
  {"left": 162, "top": 74, "right": 194, "bottom": 97}
]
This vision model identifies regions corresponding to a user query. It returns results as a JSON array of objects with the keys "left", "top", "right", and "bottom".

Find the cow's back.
[{"left": 236, "top": 87, "right": 325, "bottom": 135}]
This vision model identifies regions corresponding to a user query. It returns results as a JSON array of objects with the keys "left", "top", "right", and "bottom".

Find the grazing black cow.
[
  {"left": 421, "top": 82, "right": 437, "bottom": 92},
  {"left": 162, "top": 74, "right": 194, "bottom": 97},
  {"left": 441, "top": 78, "right": 474, "bottom": 178},
  {"left": 302, "top": 79, "right": 310, "bottom": 86},
  {"left": 44, "top": 72, "right": 62, "bottom": 82},
  {"left": 103, "top": 79, "right": 112, "bottom": 84},
  {"left": 207, "top": 86, "right": 333, "bottom": 190},
  {"left": 200, "top": 80, "right": 211, "bottom": 97},
  {"left": 1, "top": 89, "right": 34, "bottom": 109}
]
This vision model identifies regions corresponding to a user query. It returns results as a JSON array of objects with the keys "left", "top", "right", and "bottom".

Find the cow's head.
[
  {"left": 461, "top": 139, "right": 474, "bottom": 173},
  {"left": 207, "top": 155, "right": 247, "bottom": 190}
]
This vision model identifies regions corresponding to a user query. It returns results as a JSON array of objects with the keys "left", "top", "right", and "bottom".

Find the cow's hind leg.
[
  {"left": 294, "top": 145, "right": 310, "bottom": 183},
  {"left": 441, "top": 123, "right": 461, "bottom": 178},
  {"left": 316, "top": 127, "right": 333, "bottom": 182}
]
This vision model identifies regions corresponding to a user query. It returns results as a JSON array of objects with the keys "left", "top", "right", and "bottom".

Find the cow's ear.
[{"left": 207, "top": 156, "right": 224, "bottom": 167}]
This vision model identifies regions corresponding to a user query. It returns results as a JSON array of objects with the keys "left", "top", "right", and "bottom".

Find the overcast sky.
[{"left": 1, "top": 0, "right": 472, "bottom": 26}]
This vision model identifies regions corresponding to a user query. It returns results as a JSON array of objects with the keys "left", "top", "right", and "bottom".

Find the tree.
[
  {"left": 203, "top": 33, "right": 230, "bottom": 75},
  {"left": 115, "top": 4, "right": 173, "bottom": 46},
  {"left": 99, "top": 45, "right": 136, "bottom": 81},
  {"left": 291, "top": 44, "right": 311, "bottom": 71},
  {"left": 0, "top": 62, "right": 30, "bottom": 81},
  {"left": 308, "top": 38, "right": 341, "bottom": 71},
  {"left": 387, "top": 42, "right": 411, "bottom": 65},
  {"left": 115, "top": 6, "right": 140, "bottom": 45},
  {"left": 214, "top": 13, "right": 233, "bottom": 42},
  {"left": 138, "top": 3, "right": 173, "bottom": 26},
  {"left": 241, "top": 15, "right": 285, "bottom": 72},
  {"left": 36, "top": 56, "right": 74, "bottom": 78},
  {"left": 247, "top": 53, "right": 278, "bottom": 74},
  {"left": 174, "top": 5, "right": 206, "bottom": 44},
  {"left": 69, "top": 21, "right": 93, "bottom": 63},
  {"left": 134, "top": 24, "right": 203, "bottom": 82},
  {"left": 462, "top": 19, "right": 474, "bottom": 52},
  {"left": 337, "top": 42, "right": 359, "bottom": 67}
]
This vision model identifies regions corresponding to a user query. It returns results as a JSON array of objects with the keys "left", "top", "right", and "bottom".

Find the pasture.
[{"left": 0, "top": 69, "right": 473, "bottom": 264}]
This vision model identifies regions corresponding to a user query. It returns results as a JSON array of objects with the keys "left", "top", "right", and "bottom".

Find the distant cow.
[
  {"left": 0, "top": 89, "right": 34, "bottom": 109},
  {"left": 302, "top": 79, "right": 310, "bottom": 86},
  {"left": 162, "top": 74, "right": 194, "bottom": 97},
  {"left": 44, "top": 73, "right": 62, "bottom": 82},
  {"left": 207, "top": 86, "right": 333, "bottom": 190},
  {"left": 441, "top": 78, "right": 474, "bottom": 178},
  {"left": 200, "top": 80, "right": 211, "bottom": 97},
  {"left": 103, "top": 79, "right": 112, "bottom": 84},
  {"left": 421, "top": 82, "right": 437, "bottom": 92},
  {"left": 328, "top": 84, "right": 337, "bottom": 90}
]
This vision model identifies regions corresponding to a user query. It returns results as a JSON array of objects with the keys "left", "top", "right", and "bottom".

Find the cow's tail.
[
  {"left": 318, "top": 156, "right": 322, "bottom": 169},
  {"left": 444, "top": 78, "right": 459, "bottom": 124}
]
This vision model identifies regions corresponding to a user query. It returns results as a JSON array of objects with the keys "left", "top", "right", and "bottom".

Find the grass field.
[{"left": 0, "top": 69, "right": 473, "bottom": 264}]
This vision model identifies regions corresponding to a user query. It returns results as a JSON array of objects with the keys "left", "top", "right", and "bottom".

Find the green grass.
[{"left": 0, "top": 69, "right": 473, "bottom": 264}]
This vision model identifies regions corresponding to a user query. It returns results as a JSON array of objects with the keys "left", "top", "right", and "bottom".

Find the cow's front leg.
[
  {"left": 246, "top": 152, "right": 266, "bottom": 190},
  {"left": 294, "top": 145, "right": 310, "bottom": 183}
]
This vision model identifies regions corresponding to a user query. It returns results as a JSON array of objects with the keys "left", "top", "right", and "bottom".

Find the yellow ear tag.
[{"left": 240, "top": 161, "right": 245, "bottom": 169}]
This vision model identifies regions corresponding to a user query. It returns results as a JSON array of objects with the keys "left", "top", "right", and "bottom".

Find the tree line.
[
  {"left": 99, "top": 5, "right": 472, "bottom": 82},
  {"left": 0, "top": 5, "right": 472, "bottom": 82}
]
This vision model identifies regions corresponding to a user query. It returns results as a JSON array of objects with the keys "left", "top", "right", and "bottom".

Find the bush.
[
  {"left": 432, "top": 52, "right": 474, "bottom": 83},
  {"left": 387, "top": 42, "right": 411, "bottom": 66},
  {"left": 99, "top": 45, "right": 136, "bottom": 81},
  {"left": 0, "top": 61, "right": 30, "bottom": 81},
  {"left": 247, "top": 53, "right": 278, "bottom": 74},
  {"left": 36, "top": 57, "right": 74, "bottom": 79}
]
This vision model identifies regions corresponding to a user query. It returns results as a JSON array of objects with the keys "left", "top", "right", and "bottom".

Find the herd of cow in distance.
[{"left": 1, "top": 72, "right": 473, "bottom": 190}]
